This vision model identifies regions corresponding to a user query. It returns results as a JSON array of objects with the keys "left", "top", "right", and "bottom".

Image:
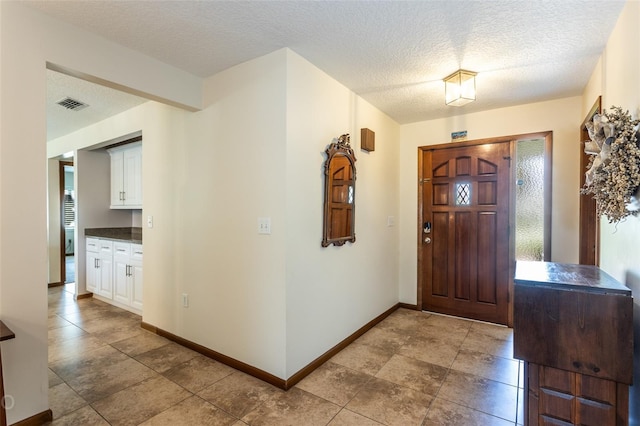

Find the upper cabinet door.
[
  {"left": 109, "top": 143, "right": 142, "bottom": 209},
  {"left": 123, "top": 145, "right": 143, "bottom": 207}
]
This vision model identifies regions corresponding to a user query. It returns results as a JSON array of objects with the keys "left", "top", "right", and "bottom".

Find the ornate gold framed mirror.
[{"left": 322, "top": 134, "right": 356, "bottom": 247}]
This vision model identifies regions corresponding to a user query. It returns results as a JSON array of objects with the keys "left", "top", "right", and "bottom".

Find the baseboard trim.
[
  {"left": 10, "top": 409, "right": 52, "bottom": 426},
  {"left": 141, "top": 302, "right": 400, "bottom": 390},
  {"left": 284, "top": 302, "right": 399, "bottom": 389},
  {"left": 75, "top": 292, "right": 93, "bottom": 300},
  {"left": 47, "top": 282, "right": 63, "bottom": 288},
  {"left": 398, "top": 302, "right": 419, "bottom": 311},
  {"left": 140, "top": 322, "right": 287, "bottom": 389}
]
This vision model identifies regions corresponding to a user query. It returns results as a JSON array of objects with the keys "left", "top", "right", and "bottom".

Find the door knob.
[{"left": 424, "top": 237, "right": 431, "bottom": 244}]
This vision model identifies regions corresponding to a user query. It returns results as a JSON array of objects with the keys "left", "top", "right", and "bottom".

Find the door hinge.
[{"left": 419, "top": 178, "right": 431, "bottom": 184}]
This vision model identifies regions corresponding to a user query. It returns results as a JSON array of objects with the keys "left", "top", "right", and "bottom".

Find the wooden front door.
[{"left": 420, "top": 141, "right": 511, "bottom": 325}]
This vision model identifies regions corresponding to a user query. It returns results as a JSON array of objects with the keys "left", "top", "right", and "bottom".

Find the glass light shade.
[{"left": 444, "top": 70, "right": 477, "bottom": 106}]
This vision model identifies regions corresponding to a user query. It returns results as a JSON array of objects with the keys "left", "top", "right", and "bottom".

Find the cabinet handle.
[
  {"left": 122, "top": 191, "right": 126, "bottom": 201},
  {"left": 126, "top": 265, "right": 130, "bottom": 277}
]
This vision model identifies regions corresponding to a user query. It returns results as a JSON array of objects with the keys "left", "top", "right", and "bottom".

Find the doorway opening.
[{"left": 60, "top": 161, "right": 75, "bottom": 294}]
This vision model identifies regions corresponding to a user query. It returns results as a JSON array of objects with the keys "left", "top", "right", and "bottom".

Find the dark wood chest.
[{"left": 514, "top": 261, "right": 633, "bottom": 426}]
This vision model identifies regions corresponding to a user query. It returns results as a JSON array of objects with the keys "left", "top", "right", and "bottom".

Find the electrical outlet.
[
  {"left": 182, "top": 293, "right": 189, "bottom": 308},
  {"left": 147, "top": 215, "right": 154, "bottom": 228}
]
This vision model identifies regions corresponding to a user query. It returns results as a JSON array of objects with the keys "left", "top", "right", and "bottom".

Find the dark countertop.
[
  {"left": 85, "top": 227, "right": 142, "bottom": 244},
  {"left": 0, "top": 321, "right": 15, "bottom": 341},
  {"left": 514, "top": 261, "right": 631, "bottom": 295}
]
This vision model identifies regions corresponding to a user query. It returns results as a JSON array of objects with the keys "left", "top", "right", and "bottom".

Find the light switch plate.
[
  {"left": 258, "top": 217, "right": 271, "bottom": 234},
  {"left": 147, "top": 215, "right": 153, "bottom": 228},
  {"left": 387, "top": 216, "right": 395, "bottom": 227}
]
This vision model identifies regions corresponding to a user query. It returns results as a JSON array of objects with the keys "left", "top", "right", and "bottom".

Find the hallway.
[{"left": 47, "top": 287, "right": 523, "bottom": 425}]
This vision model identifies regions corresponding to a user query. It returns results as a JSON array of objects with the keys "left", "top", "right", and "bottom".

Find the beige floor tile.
[
  {"left": 198, "top": 372, "right": 282, "bottom": 418},
  {"left": 397, "top": 333, "right": 461, "bottom": 369},
  {"left": 92, "top": 375, "right": 192, "bottom": 426},
  {"left": 460, "top": 330, "right": 514, "bottom": 359},
  {"left": 111, "top": 331, "right": 171, "bottom": 357},
  {"left": 295, "top": 361, "right": 372, "bottom": 406},
  {"left": 48, "top": 333, "right": 108, "bottom": 364},
  {"left": 163, "top": 355, "right": 236, "bottom": 393},
  {"left": 450, "top": 349, "right": 520, "bottom": 386},
  {"left": 424, "top": 313, "right": 472, "bottom": 333},
  {"left": 330, "top": 342, "right": 394, "bottom": 376},
  {"left": 48, "top": 314, "right": 73, "bottom": 330},
  {"left": 140, "top": 395, "right": 236, "bottom": 426},
  {"left": 49, "top": 368, "right": 64, "bottom": 388},
  {"left": 242, "top": 387, "right": 340, "bottom": 426},
  {"left": 345, "top": 377, "right": 432, "bottom": 426},
  {"left": 90, "top": 322, "right": 147, "bottom": 345},
  {"left": 423, "top": 398, "right": 515, "bottom": 426},
  {"left": 469, "top": 322, "right": 513, "bottom": 341},
  {"left": 135, "top": 342, "right": 199, "bottom": 373},
  {"left": 354, "top": 327, "right": 410, "bottom": 353},
  {"left": 327, "top": 409, "right": 383, "bottom": 425},
  {"left": 375, "top": 309, "right": 432, "bottom": 335},
  {"left": 49, "top": 382, "right": 87, "bottom": 419},
  {"left": 375, "top": 354, "right": 447, "bottom": 396},
  {"left": 50, "top": 405, "right": 110, "bottom": 426},
  {"left": 437, "top": 370, "right": 518, "bottom": 423},
  {"left": 51, "top": 345, "right": 157, "bottom": 403},
  {"left": 48, "top": 323, "right": 88, "bottom": 343}
]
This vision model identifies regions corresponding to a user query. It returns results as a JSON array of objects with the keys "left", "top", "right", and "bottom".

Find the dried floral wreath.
[{"left": 582, "top": 106, "right": 640, "bottom": 223}]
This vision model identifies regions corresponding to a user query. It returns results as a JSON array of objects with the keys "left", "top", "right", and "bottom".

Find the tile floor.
[{"left": 47, "top": 287, "right": 524, "bottom": 425}]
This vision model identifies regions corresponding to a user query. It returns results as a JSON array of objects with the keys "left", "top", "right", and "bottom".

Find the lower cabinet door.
[
  {"left": 130, "top": 261, "right": 143, "bottom": 311},
  {"left": 86, "top": 252, "right": 98, "bottom": 292},
  {"left": 113, "top": 257, "right": 130, "bottom": 305},
  {"left": 97, "top": 256, "right": 113, "bottom": 299}
]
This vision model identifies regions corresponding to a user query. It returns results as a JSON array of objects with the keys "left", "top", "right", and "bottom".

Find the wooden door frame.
[
  {"left": 59, "top": 160, "right": 73, "bottom": 285},
  {"left": 579, "top": 97, "right": 601, "bottom": 265},
  {"left": 417, "top": 131, "right": 552, "bottom": 327}
]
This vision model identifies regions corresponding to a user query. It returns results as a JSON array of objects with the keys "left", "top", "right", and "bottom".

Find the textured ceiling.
[{"left": 34, "top": 0, "right": 626, "bottom": 140}]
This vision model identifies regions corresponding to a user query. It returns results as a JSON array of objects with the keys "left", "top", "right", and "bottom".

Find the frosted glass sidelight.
[{"left": 516, "top": 140, "right": 545, "bottom": 261}]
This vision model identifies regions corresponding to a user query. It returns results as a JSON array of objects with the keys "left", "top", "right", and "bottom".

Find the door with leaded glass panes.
[{"left": 420, "top": 142, "right": 511, "bottom": 325}]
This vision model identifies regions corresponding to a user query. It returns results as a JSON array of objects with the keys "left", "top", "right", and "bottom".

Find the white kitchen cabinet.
[
  {"left": 111, "top": 241, "right": 143, "bottom": 314},
  {"left": 109, "top": 143, "right": 142, "bottom": 209},
  {"left": 85, "top": 238, "right": 113, "bottom": 299}
]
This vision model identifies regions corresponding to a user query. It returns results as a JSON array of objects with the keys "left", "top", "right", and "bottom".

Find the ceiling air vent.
[{"left": 56, "top": 97, "right": 89, "bottom": 111}]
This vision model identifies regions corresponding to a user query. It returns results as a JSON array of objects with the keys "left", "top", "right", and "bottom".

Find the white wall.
[
  {"left": 398, "top": 97, "right": 582, "bottom": 304},
  {"left": 285, "top": 50, "right": 400, "bottom": 376},
  {"left": 0, "top": 3, "right": 202, "bottom": 423},
  {"left": 583, "top": 1, "right": 640, "bottom": 283},
  {"left": 144, "top": 50, "right": 289, "bottom": 378}
]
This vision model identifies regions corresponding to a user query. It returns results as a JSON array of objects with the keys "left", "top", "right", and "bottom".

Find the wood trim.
[
  {"left": 416, "top": 148, "right": 424, "bottom": 310},
  {"left": 543, "top": 134, "right": 553, "bottom": 261},
  {"left": 9, "top": 409, "right": 52, "bottom": 426},
  {"left": 58, "top": 161, "right": 73, "bottom": 287},
  {"left": 47, "top": 282, "right": 63, "bottom": 288},
  {"left": 398, "top": 303, "right": 419, "bottom": 311},
  {"left": 75, "top": 293, "right": 93, "bottom": 300},
  {"left": 102, "top": 135, "right": 142, "bottom": 152},
  {"left": 141, "top": 303, "right": 400, "bottom": 390},
  {"left": 285, "top": 303, "right": 399, "bottom": 389},
  {"left": 579, "top": 97, "right": 602, "bottom": 266}
]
